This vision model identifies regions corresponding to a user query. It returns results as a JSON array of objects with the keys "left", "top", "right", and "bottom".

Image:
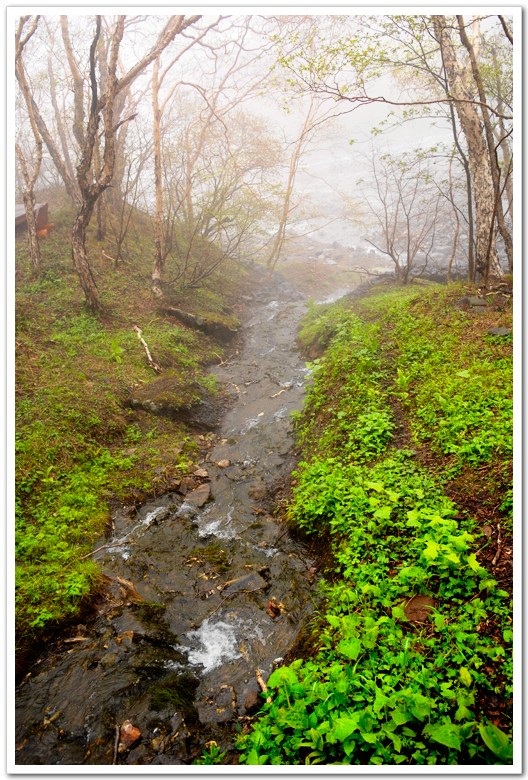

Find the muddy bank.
[{"left": 15, "top": 269, "right": 344, "bottom": 766}]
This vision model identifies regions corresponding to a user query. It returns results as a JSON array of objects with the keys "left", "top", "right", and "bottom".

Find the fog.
[{"left": 13, "top": 11, "right": 513, "bottom": 281}]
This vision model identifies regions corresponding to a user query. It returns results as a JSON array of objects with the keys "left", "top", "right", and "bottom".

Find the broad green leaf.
[
  {"left": 406, "top": 509, "right": 420, "bottom": 525},
  {"left": 409, "top": 695, "right": 431, "bottom": 721},
  {"left": 398, "top": 565, "right": 425, "bottom": 581},
  {"left": 392, "top": 709, "right": 411, "bottom": 726},
  {"left": 373, "top": 689, "right": 389, "bottom": 714},
  {"left": 459, "top": 666, "right": 472, "bottom": 687},
  {"left": 455, "top": 704, "right": 472, "bottom": 721},
  {"left": 374, "top": 505, "right": 392, "bottom": 520},
  {"left": 245, "top": 749, "right": 269, "bottom": 765},
  {"left": 433, "top": 611, "right": 446, "bottom": 630},
  {"left": 423, "top": 540, "right": 441, "bottom": 561},
  {"left": 366, "top": 481, "right": 384, "bottom": 492},
  {"left": 478, "top": 723, "right": 513, "bottom": 762},
  {"left": 267, "top": 666, "right": 299, "bottom": 689},
  {"left": 467, "top": 552, "right": 483, "bottom": 573},
  {"left": 425, "top": 722, "right": 462, "bottom": 751},
  {"left": 331, "top": 713, "right": 361, "bottom": 741},
  {"left": 361, "top": 583, "right": 381, "bottom": 596},
  {"left": 337, "top": 637, "right": 362, "bottom": 660},
  {"left": 389, "top": 731, "right": 402, "bottom": 752},
  {"left": 479, "top": 578, "right": 498, "bottom": 591},
  {"left": 360, "top": 730, "right": 377, "bottom": 744}
]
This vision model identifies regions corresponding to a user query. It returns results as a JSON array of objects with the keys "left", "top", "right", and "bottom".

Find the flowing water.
[{"left": 15, "top": 272, "right": 334, "bottom": 766}]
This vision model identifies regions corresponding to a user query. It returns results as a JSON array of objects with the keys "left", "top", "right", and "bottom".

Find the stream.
[{"left": 15, "top": 271, "right": 341, "bottom": 766}]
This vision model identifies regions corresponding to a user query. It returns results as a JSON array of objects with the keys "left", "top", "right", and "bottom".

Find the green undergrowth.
[
  {"left": 15, "top": 206, "right": 248, "bottom": 645},
  {"left": 238, "top": 283, "right": 513, "bottom": 766}
]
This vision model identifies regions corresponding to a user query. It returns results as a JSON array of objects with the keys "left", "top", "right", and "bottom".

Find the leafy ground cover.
[
  {"left": 238, "top": 281, "right": 514, "bottom": 766},
  {"left": 14, "top": 207, "right": 249, "bottom": 654}
]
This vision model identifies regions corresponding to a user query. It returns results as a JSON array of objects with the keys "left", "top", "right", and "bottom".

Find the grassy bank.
[
  {"left": 238, "top": 282, "right": 514, "bottom": 766},
  {"left": 15, "top": 207, "right": 249, "bottom": 652}
]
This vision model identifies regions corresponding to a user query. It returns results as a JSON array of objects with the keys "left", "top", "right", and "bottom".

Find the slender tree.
[{"left": 15, "top": 16, "right": 43, "bottom": 275}]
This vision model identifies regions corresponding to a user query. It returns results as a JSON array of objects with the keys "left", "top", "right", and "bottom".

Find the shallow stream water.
[{"left": 15, "top": 272, "right": 333, "bottom": 766}]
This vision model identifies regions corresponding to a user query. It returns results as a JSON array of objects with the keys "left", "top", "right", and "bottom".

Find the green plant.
[{"left": 194, "top": 741, "right": 228, "bottom": 765}]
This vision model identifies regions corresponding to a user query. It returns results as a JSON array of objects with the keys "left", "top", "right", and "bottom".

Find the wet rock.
[
  {"left": 216, "top": 459, "right": 231, "bottom": 468},
  {"left": 404, "top": 595, "right": 436, "bottom": 623},
  {"left": 242, "top": 688, "right": 261, "bottom": 715},
  {"left": 185, "top": 483, "right": 211, "bottom": 508},
  {"left": 99, "top": 652, "right": 119, "bottom": 669},
  {"left": 456, "top": 295, "right": 487, "bottom": 308},
  {"left": 193, "top": 468, "right": 209, "bottom": 478},
  {"left": 126, "top": 744, "right": 150, "bottom": 764},
  {"left": 170, "top": 713, "right": 183, "bottom": 733},
  {"left": 118, "top": 720, "right": 142, "bottom": 753},
  {"left": 197, "top": 685, "right": 236, "bottom": 724},
  {"left": 248, "top": 478, "right": 267, "bottom": 500},
  {"left": 221, "top": 571, "right": 268, "bottom": 596},
  {"left": 151, "top": 734, "right": 170, "bottom": 753}
]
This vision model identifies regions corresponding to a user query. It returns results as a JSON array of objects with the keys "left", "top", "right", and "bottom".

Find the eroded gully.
[{"left": 15, "top": 271, "right": 346, "bottom": 766}]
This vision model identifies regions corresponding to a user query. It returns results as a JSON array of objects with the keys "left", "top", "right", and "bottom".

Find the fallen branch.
[
  {"left": 79, "top": 540, "right": 131, "bottom": 560},
  {"left": 492, "top": 523, "right": 503, "bottom": 567},
  {"left": 270, "top": 388, "right": 288, "bottom": 398},
  {"left": 255, "top": 668, "right": 272, "bottom": 704},
  {"left": 63, "top": 636, "right": 90, "bottom": 643},
  {"left": 132, "top": 325, "right": 162, "bottom": 374},
  {"left": 112, "top": 724, "right": 120, "bottom": 765}
]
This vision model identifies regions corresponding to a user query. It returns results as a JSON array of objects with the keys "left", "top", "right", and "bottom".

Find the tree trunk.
[
  {"left": 444, "top": 86, "right": 475, "bottom": 281},
  {"left": 433, "top": 16, "right": 502, "bottom": 281},
  {"left": 151, "top": 56, "right": 164, "bottom": 298},
  {"left": 93, "top": 141, "right": 106, "bottom": 241},
  {"left": 457, "top": 16, "right": 510, "bottom": 276},
  {"left": 267, "top": 95, "right": 319, "bottom": 273},
  {"left": 22, "top": 189, "right": 41, "bottom": 275},
  {"left": 447, "top": 154, "right": 460, "bottom": 283},
  {"left": 72, "top": 200, "right": 100, "bottom": 311}
]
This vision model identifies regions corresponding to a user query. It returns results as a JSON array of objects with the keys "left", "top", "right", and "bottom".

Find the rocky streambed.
[{"left": 15, "top": 272, "right": 337, "bottom": 766}]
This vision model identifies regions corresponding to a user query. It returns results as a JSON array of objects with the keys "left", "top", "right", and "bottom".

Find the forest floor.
[{"left": 14, "top": 208, "right": 514, "bottom": 766}]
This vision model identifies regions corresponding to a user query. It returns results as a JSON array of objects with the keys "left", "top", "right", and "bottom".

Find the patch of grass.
[{"left": 238, "top": 282, "right": 513, "bottom": 766}]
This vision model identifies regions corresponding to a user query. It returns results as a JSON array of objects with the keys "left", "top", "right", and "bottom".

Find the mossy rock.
[{"left": 128, "top": 374, "right": 222, "bottom": 430}]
